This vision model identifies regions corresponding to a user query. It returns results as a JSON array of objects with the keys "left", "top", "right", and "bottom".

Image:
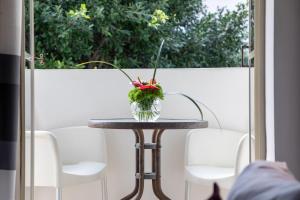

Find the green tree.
[
  {"left": 162, "top": 3, "right": 248, "bottom": 68},
  {"left": 27, "top": 0, "right": 248, "bottom": 69}
]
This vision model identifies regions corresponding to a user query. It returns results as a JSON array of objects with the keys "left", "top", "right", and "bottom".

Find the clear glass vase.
[{"left": 131, "top": 99, "right": 162, "bottom": 122}]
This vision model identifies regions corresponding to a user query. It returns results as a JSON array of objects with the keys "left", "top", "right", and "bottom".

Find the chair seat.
[
  {"left": 62, "top": 161, "right": 106, "bottom": 187},
  {"left": 185, "top": 165, "right": 235, "bottom": 189}
]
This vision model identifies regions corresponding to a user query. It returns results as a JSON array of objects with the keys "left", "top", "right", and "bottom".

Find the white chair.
[
  {"left": 184, "top": 128, "right": 255, "bottom": 200},
  {"left": 25, "top": 126, "right": 108, "bottom": 200}
]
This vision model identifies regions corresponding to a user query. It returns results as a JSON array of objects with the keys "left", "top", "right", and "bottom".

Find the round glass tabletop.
[{"left": 88, "top": 118, "right": 208, "bottom": 129}]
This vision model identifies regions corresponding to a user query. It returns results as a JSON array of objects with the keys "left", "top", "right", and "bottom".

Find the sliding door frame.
[
  {"left": 254, "top": 0, "right": 267, "bottom": 160},
  {"left": 16, "top": 1, "right": 268, "bottom": 199},
  {"left": 18, "top": 0, "right": 35, "bottom": 198},
  {"left": 18, "top": 0, "right": 26, "bottom": 198}
]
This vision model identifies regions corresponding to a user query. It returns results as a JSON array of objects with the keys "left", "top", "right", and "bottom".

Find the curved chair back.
[
  {"left": 51, "top": 126, "right": 106, "bottom": 165},
  {"left": 185, "top": 128, "right": 245, "bottom": 168},
  {"left": 235, "top": 134, "right": 255, "bottom": 175},
  {"left": 25, "top": 131, "right": 61, "bottom": 187}
]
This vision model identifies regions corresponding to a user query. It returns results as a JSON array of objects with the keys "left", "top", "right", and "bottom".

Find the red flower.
[
  {"left": 132, "top": 81, "right": 143, "bottom": 87},
  {"left": 139, "top": 85, "right": 159, "bottom": 90}
]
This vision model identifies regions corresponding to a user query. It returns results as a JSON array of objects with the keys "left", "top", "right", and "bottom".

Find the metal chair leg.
[
  {"left": 185, "top": 181, "right": 190, "bottom": 200},
  {"left": 56, "top": 188, "right": 62, "bottom": 200}
]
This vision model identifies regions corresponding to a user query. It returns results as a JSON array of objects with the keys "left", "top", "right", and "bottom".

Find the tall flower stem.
[
  {"left": 152, "top": 39, "right": 165, "bottom": 81},
  {"left": 76, "top": 61, "right": 133, "bottom": 82}
]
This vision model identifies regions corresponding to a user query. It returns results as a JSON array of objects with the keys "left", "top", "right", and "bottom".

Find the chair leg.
[
  {"left": 56, "top": 188, "right": 62, "bottom": 200},
  {"left": 101, "top": 180, "right": 104, "bottom": 200},
  {"left": 100, "top": 176, "right": 108, "bottom": 200},
  {"left": 104, "top": 176, "right": 108, "bottom": 200},
  {"left": 185, "top": 181, "right": 190, "bottom": 200}
]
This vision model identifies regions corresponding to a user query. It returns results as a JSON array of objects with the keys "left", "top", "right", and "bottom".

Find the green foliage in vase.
[
  {"left": 128, "top": 84, "right": 164, "bottom": 110},
  {"left": 26, "top": 0, "right": 248, "bottom": 69}
]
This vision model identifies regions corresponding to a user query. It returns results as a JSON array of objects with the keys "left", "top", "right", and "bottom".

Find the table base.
[{"left": 121, "top": 129, "right": 171, "bottom": 200}]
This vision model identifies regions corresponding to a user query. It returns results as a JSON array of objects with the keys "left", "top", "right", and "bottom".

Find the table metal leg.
[
  {"left": 121, "top": 130, "right": 141, "bottom": 200},
  {"left": 152, "top": 129, "right": 160, "bottom": 197},
  {"left": 122, "top": 129, "right": 170, "bottom": 200},
  {"left": 135, "top": 129, "right": 145, "bottom": 200},
  {"left": 152, "top": 129, "right": 171, "bottom": 200}
]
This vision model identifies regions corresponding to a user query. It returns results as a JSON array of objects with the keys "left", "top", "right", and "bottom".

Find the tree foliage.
[{"left": 27, "top": 0, "right": 248, "bottom": 69}]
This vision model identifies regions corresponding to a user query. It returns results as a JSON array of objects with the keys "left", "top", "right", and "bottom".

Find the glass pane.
[
  {"left": 24, "top": 71, "right": 32, "bottom": 200},
  {"left": 25, "top": 0, "right": 34, "bottom": 199},
  {"left": 24, "top": 0, "right": 254, "bottom": 200},
  {"left": 249, "top": 0, "right": 255, "bottom": 162}
]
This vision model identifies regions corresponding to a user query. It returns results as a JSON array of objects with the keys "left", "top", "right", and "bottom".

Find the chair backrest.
[
  {"left": 185, "top": 128, "right": 245, "bottom": 168},
  {"left": 235, "top": 134, "right": 255, "bottom": 175},
  {"left": 25, "top": 131, "right": 60, "bottom": 187},
  {"left": 50, "top": 126, "right": 106, "bottom": 165}
]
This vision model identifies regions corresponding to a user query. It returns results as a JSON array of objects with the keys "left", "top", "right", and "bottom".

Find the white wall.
[{"left": 26, "top": 68, "right": 249, "bottom": 200}]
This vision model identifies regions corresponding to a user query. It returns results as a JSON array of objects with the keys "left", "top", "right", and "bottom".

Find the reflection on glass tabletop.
[{"left": 88, "top": 118, "right": 208, "bottom": 129}]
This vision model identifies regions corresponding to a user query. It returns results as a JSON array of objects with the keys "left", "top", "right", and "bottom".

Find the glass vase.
[{"left": 130, "top": 99, "right": 161, "bottom": 122}]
